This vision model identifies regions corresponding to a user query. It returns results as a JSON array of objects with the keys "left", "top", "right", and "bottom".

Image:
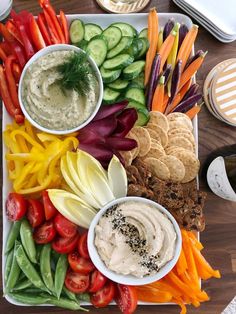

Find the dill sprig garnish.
[{"left": 57, "top": 52, "right": 95, "bottom": 96}]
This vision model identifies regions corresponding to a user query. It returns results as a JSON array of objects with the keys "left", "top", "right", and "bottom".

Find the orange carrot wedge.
[
  {"left": 176, "top": 249, "right": 188, "bottom": 275},
  {"left": 188, "top": 231, "right": 204, "bottom": 250},
  {"left": 152, "top": 76, "right": 165, "bottom": 111},
  {"left": 159, "top": 26, "right": 177, "bottom": 72},
  {"left": 177, "top": 24, "right": 199, "bottom": 71},
  {"left": 179, "top": 51, "right": 207, "bottom": 90},
  {"left": 186, "top": 105, "right": 201, "bottom": 119},
  {"left": 145, "top": 8, "right": 158, "bottom": 86}
]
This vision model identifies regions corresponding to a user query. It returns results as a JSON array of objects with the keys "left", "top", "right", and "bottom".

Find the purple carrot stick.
[
  {"left": 185, "top": 50, "right": 204, "bottom": 70},
  {"left": 146, "top": 54, "right": 161, "bottom": 111},
  {"left": 163, "top": 18, "right": 175, "bottom": 41},
  {"left": 170, "top": 60, "right": 182, "bottom": 103},
  {"left": 173, "top": 93, "right": 202, "bottom": 113},
  {"left": 182, "top": 83, "right": 199, "bottom": 102},
  {"left": 178, "top": 23, "right": 188, "bottom": 51},
  {"left": 162, "top": 64, "right": 172, "bottom": 86}
]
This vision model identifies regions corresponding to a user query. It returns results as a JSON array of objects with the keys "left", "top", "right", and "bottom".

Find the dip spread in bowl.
[
  {"left": 19, "top": 45, "right": 102, "bottom": 134},
  {"left": 88, "top": 197, "right": 181, "bottom": 285}
]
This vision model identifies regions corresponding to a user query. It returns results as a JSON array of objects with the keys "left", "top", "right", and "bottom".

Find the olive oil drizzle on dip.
[{"left": 22, "top": 50, "right": 99, "bottom": 131}]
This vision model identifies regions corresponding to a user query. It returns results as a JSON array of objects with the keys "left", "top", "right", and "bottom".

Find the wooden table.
[{"left": 1, "top": 0, "right": 236, "bottom": 313}]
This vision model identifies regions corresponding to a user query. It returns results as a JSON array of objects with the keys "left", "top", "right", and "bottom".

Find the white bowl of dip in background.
[
  {"left": 18, "top": 44, "right": 103, "bottom": 135},
  {"left": 88, "top": 196, "right": 182, "bottom": 286}
]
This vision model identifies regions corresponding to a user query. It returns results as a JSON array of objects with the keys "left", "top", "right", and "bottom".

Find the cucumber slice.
[
  {"left": 108, "top": 79, "right": 129, "bottom": 91},
  {"left": 135, "top": 108, "right": 150, "bottom": 126},
  {"left": 127, "top": 100, "right": 145, "bottom": 110},
  {"left": 100, "top": 66, "right": 121, "bottom": 84},
  {"left": 125, "top": 87, "right": 145, "bottom": 105},
  {"left": 86, "top": 37, "right": 107, "bottom": 67},
  {"left": 103, "top": 54, "right": 134, "bottom": 70},
  {"left": 84, "top": 23, "right": 103, "bottom": 41},
  {"left": 138, "top": 28, "right": 148, "bottom": 39},
  {"left": 124, "top": 43, "right": 138, "bottom": 58},
  {"left": 69, "top": 19, "right": 84, "bottom": 44},
  {"left": 75, "top": 39, "right": 88, "bottom": 50},
  {"left": 111, "top": 22, "right": 137, "bottom": 37},
  {"left": 102, "top": 26, "right": 122, "bottom": 50},
  {"left": 103, "top": 87, "right": 121, "bottom": 104},
  {"left": 131, "top": 71, "right": 145, "bottom": 89},
  {"left": 133, "top": 38, "right": 143, "bottom": 58},
  {"left": 106, "top": 36, "right": 133, "bottom": 59},
  {"left": 136, "top": 38, "right": 149, "bottom": 59},
  {"left": 123, "top": 60, "right": 145, "bottom": 80}
]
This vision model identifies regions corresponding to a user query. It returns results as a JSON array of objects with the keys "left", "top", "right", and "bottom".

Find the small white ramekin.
[
  {"left": 88, "top": 196, "right": 182, "bottom": 286},
  {"left": 18, "top": 44, "right": 103, "bottom": 135}
]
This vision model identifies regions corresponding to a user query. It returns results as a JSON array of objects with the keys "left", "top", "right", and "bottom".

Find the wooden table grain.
[{"left": 1, "top": 1, "right": 236, "bottom": 313}]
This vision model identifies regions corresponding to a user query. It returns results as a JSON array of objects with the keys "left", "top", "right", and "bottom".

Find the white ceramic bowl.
[
  {"left": 18, "top": 44, "right": 103, "bottom": 135},
  {"left": 88, "top": 196, "right": 182, "bottom": 286}
]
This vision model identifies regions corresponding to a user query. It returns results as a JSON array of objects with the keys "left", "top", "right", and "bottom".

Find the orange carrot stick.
[
  {"left": 176, "top": 249, "right": 188, "bottom": 275},
  {"left": 136, "top": 287, "right": 172, "bottom": 303},
  {"left": 172, "top": 297, "right": 187, "bottom": 314},
  {"left": 144, "top": 8, "right": 158, "bottom": 86},
  {"left": 157, "top": 27, "right": 163, "bottom": 52},
  {"left": 177, "top": 24, "right": 199, "bottom": 71},
  {"left": 166, "top": 79, "right": 191, "bottom": 113},
  {"left": 187, "top": 231, "right": 204, "bottom": 250},
  {"left": 185, "top": 105, "right": 201, "bottom": 119},
  {"left": 178, "top": 51, "right": 207, "bottom": 91},
  {"left": 159, "top": 27, "right": 177, "bottom": 72},
  {"left": 152, "top": 76, "right": 165, "bottom": 111}
]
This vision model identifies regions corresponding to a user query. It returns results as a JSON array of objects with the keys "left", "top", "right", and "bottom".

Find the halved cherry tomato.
[
  {"left": 89, "top": 270, "right": 107, "bottom": 293},
  {"left": 65, "top": 268, "right": 89, "bottom": 293},
  {"left": 115, "top": 284, "right": 138, "bottom": 314},
  {"left": 54, "top": 213, "right": 77, "bottom": 238},
  {"left": 42, "top": 190, "right": 57, "bottom": 220},
  {"left": 6, "top": 192, "right": 27, "bottom": 221},
  {"left": 68, "top": 252, "right": 95, "bottom": 274},
  {"left": 78, "top": 232, "right": 89, "bottom": 259},
  {"left": 27, "top": 199, "right": 45, "bottom": 228},
  {"left": 52, "top": 234, "right": 79, "bottom": 254},
  {"left": 90, "top": 281, "right": 115, "bottom": 308},
  {"left": 33, "top": 220, "right": 56, "bottom": 244}
]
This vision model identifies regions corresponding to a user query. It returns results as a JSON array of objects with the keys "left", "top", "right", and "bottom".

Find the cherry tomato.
[
  {"left": 65, "top": 268, "right": 90, "bottom": 293},
  {"left": 115, "top": 284, "right": 138, "bottom": 314},
  {"left": 33, "top": 221, "right": 56, "bottom": 244},
  {"left": 42, "top": 190, "right": 57, "bottom": 220},
  {"left": 26, "top": 199, "right": 45, "bottom": 228},
  {"left": 90, "top": 281, "right": 115, "bottom": 308},
  {"left": 68, "top": 251, "right": 95, "bottom": 274},
  {"left": 6, "top": 193, "right": 27, "bottom": 221},
  {"left": 52, "top": 234, "right": 79, "bottom": 254},
  {"left": 54, "top": 213, "right": 77, "bottom": 238},
  {"left": 78, "top": 232, "right": 89, "bottom": 259},
  {"left": 89, "top": 270, "right": 107, "bottom": 293}
]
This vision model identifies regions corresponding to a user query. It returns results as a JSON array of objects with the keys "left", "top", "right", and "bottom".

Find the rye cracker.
[
  {"left": 144, "top": 157, "right": 170, "bottom": 180},
  {"left": 159, "top": 155, "right": 185, "bottom": 182}
]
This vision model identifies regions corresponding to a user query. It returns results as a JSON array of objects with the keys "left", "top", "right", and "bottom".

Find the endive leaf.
[
  {"left": 108, "top": 155, "right": 127, "bottom": 198},
  {"left": 77, "top": 150, "right": 107, "bottom": 180}
]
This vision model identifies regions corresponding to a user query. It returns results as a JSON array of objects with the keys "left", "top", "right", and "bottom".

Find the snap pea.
[
  {"left": 40, "top": 244, "right": 54, "bottom": 293},
  {"left": 77, "top": 293, "right": 90, "bottom": 302},
  {"left": 18, "top": 271, "right": 26, "bottom": 282},
  {"left": 36, "top": 244, "right": 43, "bottom": 263},
  {"left": 5, "top": 220, "right": 21, "bottom": 254},
  {"left": 9, "top": 292, "right": 50, "bottom": 305},
  {"left": 62, "top": 286, "right": 79, "bottom": 303},
  {"left": 5, "top": 242, "right": 21, "bottom": 293},
  {"left": 4, "top": 249, "right": 14, "bottom": 285},
  {"left": 54, "top": 254, "right": 68, "bottom": 299},
  {"left": 45, "top": 295, "right": 88, "bottom": 311},
  {"left": 12, "top": 279, "right": 32, "bottom": 291},
  {"left": 15, "top": 243, "right": 50, "bottom": 294},
  {"left": 20, "top": 219, "right": 37, "bottom": 263}
]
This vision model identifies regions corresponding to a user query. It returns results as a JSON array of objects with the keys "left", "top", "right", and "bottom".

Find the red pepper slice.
[
  {"left": 28, "top": 14, "right": 46, "bottom": 51},
  {"left": 17, "top": 23, "right": 35, "bottom": 60},
  {"left": 37, "top": 13, "right": 52, "bottom": 46},
  {"left": 0, "top": 65, "right": 20, "bottom": 117},
  {"left": 5, "top": 55, "right": 21, "bottom": 110},
  {"left": 15, "top": 114, "right": 25, "bottom": 124},
  {"left": 0, "top": 42, "right": 12, "bottom": 55},
  {"left": 10, "top": 41, "right": 27, "bottom": 68},
  {"left": 12, "top": 62, "right": 22, "bottom": 83},
  {"left": 0, "top": 22, "right": 15, "bottom": 42},
  {"left": 0, "top": 46, "right": 7, "bottom": 62},
  {"left": 43, "top": 10, "right": 61, "bottom": 44},
  {"left": 59, "top": 10, "right": 69, "bottom": 44},
  {"left": 5, "top": 20, "right": 24, "bottom": 46}
]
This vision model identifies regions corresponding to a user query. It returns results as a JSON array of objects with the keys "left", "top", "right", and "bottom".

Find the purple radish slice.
[
  {"left": 114, "top": 108, "right": 138, "bottom": 137},
  {"left": 93, "top": 100, "right": 128, "bottom": 121}
]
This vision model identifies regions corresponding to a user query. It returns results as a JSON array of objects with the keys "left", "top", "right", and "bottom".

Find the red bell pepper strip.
[
  {"left": 5, "top": 55, "right": 21, "bottom": 110},
  {"left": 37, "top": 13, "right": 52, "bottom": 46},
  {"left": 0, "top": 42, "right": 12, "bottom": 55},
  {"left": 10, "top": 41, "right": 27, "bottom": 68},
  {"left": 12, "top": 62, "right": 22, "bottom": 82},
  {"left": 59, "top": 10, "right": 69, "bottom": 44},
  {"left": 29, "top": 14, "right": 46, "bottom": 51},
  {"left": 43, "top": 10, "right": 61, "bottom": 44},
  {"left": 15, "top": 114, "right": 25, "bottom": 124},
  {"left": 17, "top": 22, "right": 35, "bottom": 60},
  {"left": 5, "top": 20, "right": 24, "bottom": 46},
  {"left": 0, "top": 65, "right": 20, "bottom": 117},
  {"left": 0, "top": 46, "right": 7, "bottom": 61},
  {"left": 0, "top": 22, "right": 15, "bottom": 42}
]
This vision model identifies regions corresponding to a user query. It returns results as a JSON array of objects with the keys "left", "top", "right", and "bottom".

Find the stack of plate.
[
  {"left": 173, "top": 0, "right": 236, "bottom": 42},
  {"left": 204, "top": 59, "right": 236, "bottom": 126}
]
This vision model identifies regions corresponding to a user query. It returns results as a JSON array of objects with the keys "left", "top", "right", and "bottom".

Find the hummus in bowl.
[
  {"left": 18, "top": 44, "right": 103, "bottom": 135},
  {"left": 88, "top": 197, "right": 182, "bottom": 285}
]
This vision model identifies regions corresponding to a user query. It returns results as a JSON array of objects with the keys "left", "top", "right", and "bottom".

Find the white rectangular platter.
[{"left": 2, "top": 12, "right": 195, "bottom": 307}]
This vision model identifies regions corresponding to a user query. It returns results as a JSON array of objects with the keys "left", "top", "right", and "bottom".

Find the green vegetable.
[
  {"left": 4, "top": 249, "right": 14, "bottom": 285},
  {"left": 69, "top": 19, "right": 85, "bottom": 44},
  {"left": 84, "top": 23, "right": 102, "bottom": 41},
  {"left": 36, "top": 244, "right": 43, "bottom": 263},
  {"left": 9, "top": 292, "right": 50, "bottom": 305},
  {"left": 57, "top": 51, "right": 95, "bottom": 96},
  {"left": 5, "top": 242, "right": 21, "bottom": 293},
  {"left": 62, "top": 286, "right": 79, "bottom": 303},
  {"left": 86, "top": 36, "right": 107, "bottom": 67},
  {"left": 15, "top": 242, "right": 50, "bottom": 294},
  {"left": 54, "top": 254, "right": 68, "bottom": 299},
  {"left": 47, "top": 295, "right": 88, "bottom": 311},
  {"left": 40, "top": 244, "right": 54, "bottom": 294},
  {"left": 20, "top": 219, "right": 37, "bottom": 263},
  {"left": 5, "top": 220, "right": 21, "bottom": 254},
  {"left": 77, "top": 293, "right": 90, "bottom": 302},
  {"left": 12, "top": 279, "right": 32, "bottom": 291}
]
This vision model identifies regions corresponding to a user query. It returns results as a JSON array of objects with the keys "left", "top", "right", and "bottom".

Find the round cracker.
[
  {"left": 127, "top": 132, "right": 140, "bottom": 160},
  {"left": 165, "top": 146, "right": 186, "bottom": 155},
  {"left": 168, "top": 127, "right": 193, "bottom": 136},
  {"left": 170, "top": 150, "right": 200, "bottom": 183},
  {"left": 144, "top": 157, "right": 170, "bottom": 180},
  {"left": 119, "top": 150, "right": 133, "bottom": 167},
  {"left": 159, "top": 155, "right": 185, "bottom": 182},
  {"left": 169, "top": 120, "right": 192, "bottom": 131},
  {"left": 146, "top": 128, "right": 162, "bottom": 144},
  {"left": 144, "top": 145, "right": 166, "bottom": 159},
  {"left": 152, "top": 138, "right": 162, "bottom": 146},
  {"left": 167, "top": 113, "right": 193, "bottom": 131},
  {"left": 146, "top": 123, "right": 168, "bottom": 147},
  {"left": 131, "top": 127, "right": 151, "bottom": 157},
  {"left": 148, "top": 111, "right": 169, "bottom": 131},
  {"left": 168, "top": 128, "right": 196, "bottom": 146},
  {"left": 168, "top": 136, "right": 194, "bottom": 152}
]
